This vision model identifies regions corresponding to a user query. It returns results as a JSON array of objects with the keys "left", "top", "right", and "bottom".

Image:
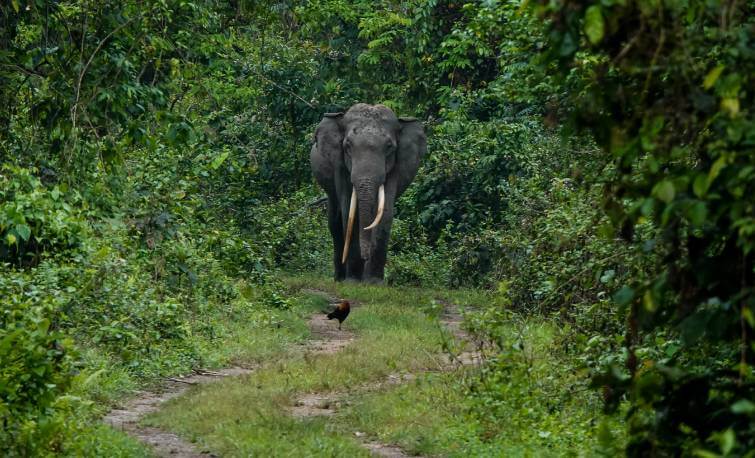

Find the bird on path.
[{"left": 326, "top": 300, "right": 350, "bottom": 330}]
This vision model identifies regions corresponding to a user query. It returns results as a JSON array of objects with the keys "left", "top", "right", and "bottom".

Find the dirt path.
[
  {"left": 288, "top": 295, "right": 482, "bottom": 457},
  {"left": 304, "top": 309, "right": 356, "bottom": 355},
  {"left": 437, "top": 298, "right": 484, "bottom": 367},
  {"left": 103, "top": 367, "right": 253, "bottom": 457},
  {"left": 102, "top": 293, "right": 354, "bottom": 457},
  {"left": 104, "top": 290, "right": 478, "bottom": 457}
]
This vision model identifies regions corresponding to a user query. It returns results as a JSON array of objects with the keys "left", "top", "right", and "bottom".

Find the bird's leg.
[{"left": 338, "top": 322, "right": 342, "bottom": 330}]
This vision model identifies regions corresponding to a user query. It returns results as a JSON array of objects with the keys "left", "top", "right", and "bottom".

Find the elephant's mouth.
[{"left": 341, "top": 184, "right": 385, "bottom": 264}]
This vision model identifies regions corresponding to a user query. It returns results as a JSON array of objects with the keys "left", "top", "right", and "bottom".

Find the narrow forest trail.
[
  {"left": 103, "top": 367, "right": 253, "bottom": 457},
  {"left": 103, "top": 281, "right": 480, "bottom": 457}
]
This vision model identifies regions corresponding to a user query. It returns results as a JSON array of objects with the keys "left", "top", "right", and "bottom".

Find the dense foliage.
[
  {"left": 536, "top": 0, "right": 755, "bottom": 453},
  {"left": 1, "top": 0, "right": 752, "bottom": 455}
]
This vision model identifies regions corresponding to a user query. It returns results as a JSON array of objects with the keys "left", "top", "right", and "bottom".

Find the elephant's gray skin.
[{"left": 310, "top": 103, "right": 426, "bottom": 283}]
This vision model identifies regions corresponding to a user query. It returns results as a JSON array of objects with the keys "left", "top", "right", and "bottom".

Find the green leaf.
[
  {"left": 210, "top": 151, "right": 230, "bottom": 170},
  {"left": 6, "top": 233, "right": 17, "bottom": 245},
  {"left": 703, "top": 65, "right": 724, "bottom": 90},
  {"left": 82, "top": 369, "right": 106, "bottom": 388},
  {"left": 584, "top": 6, "right": 605, "bottom": 45},
  {"left": 559, "top": 31, "right": 577, "bottom": 56},
  {"left": 693, "top": 174, "right": 709, "bottom": 197},
  {"left": 680, "top": 311, "right": 710, "bottom": 344},
  {"left": 743, "top": 307, "right": 755, "bottom": 327},
  {"left": 642, "top": 290, "right": 656, "bottom": 312},
  {"left": 654, "top": 180, "right": 675, "bottom": 203},
  {"left": 719, "top": 429, "right": 735, "bottom": 455},
  {"left": 686, "top": 201, "right": 707, "bottom": 226},
  {"left": 11, "top": 0, "right": 19, "bottom": 13},
  {"left": 709, "top": 155, "right": 728, "bottom": 184},
  {"left": 731, "top": 399, "right": 755, "bottom": 414},
  {"left": 613, "top": 286, "right": 634, "bottom": 306},
  {"left": 721, "top": 97, "right": 739, "bottom": 117},
  {"left": 15, "top": 224, "right": 31, "bottom": 241}
]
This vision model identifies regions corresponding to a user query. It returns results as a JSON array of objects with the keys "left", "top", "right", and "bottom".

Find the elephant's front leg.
[
  {"left": 327, "top": 196, "right": 346, "bottom": 281},
  {"left": 364, "top": 211, "right": 393, "bottom": 283}
]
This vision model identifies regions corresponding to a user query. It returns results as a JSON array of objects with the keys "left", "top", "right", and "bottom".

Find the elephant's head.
[{"left": 316, "top": 104, "right": 426, "bottom": 264}]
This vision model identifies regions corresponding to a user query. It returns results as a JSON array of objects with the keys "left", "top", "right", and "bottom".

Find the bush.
[
  {"left": 537, "top": 1, "right": 755, "bottom": 453},
  {"left": 0, "top": 167, "right": 87, "bottom": 267},
  {"left": 386, "top": 219, "right": 450, "bottom": 287},
  {"left": 0, "top": 270, "right": 75, "bottom": 455}
]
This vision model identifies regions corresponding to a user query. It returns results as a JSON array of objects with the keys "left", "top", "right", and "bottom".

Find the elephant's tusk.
[
  {"left": 342, "top": 187, "right": 357, "bottom": 264},
  {"left": 364, "top": 184, "right": 385, "bottom": 230}
]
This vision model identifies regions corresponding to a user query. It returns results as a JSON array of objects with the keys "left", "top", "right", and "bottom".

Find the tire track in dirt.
[
  {"left": 102, "top": 289, "right": 479, "bottom": 457},
  {"left": 103, "top": 367, "right": 253, "bottom": 457},
  {"left": 289, "top": 294, "right": 483, "bottom": 457},
  {"left": 101, "top": 290, "right": 351, "bottom": 457}
]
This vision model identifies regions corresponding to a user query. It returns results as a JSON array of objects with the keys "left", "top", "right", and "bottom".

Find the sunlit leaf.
[
  {"left": 703, "top": 65, "right": 724, "bottom": 89},
  {"left": 210, "top": 151, "right": 230, "bottom": 170},
  {"left": 692, "top": 174, "right": 709, "bottom": 198},
  {"left": 584, "top": 6, "right": 605, "bottom": 44},
  {"left": 721, "top": 97, "right": 739, "bottom": 117}
]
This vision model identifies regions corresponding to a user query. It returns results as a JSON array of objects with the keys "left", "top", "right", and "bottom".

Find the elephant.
[{"left": 310, "top": 103, "right": 427, "bottom": 283}]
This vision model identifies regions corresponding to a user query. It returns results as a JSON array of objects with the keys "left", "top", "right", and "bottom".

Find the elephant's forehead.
[
  {"left": 345, "top": 104, "right": 398, "bottom": 124},
  {"left": 348, "top": 124, "right": 387, "bottom": 137}
]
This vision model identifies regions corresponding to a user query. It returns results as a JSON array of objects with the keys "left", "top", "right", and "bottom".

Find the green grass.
[
  {"left": 61, "top": 423, "right": 154, "bottom": 458},
  {"left": 58, "top": 286, "right": 323, "bottom": 457},
  {"left": 142, "top": 277, "right": 623, "bottom": 456},
  {"left": 336, "top": 320, "right": 626, "bottom": 457},
  {"left": 145, "top": 280, "right": 453, "bottom": 455},
  {"left": 75, "top": 289, "right": 319, "bottom": 411}
]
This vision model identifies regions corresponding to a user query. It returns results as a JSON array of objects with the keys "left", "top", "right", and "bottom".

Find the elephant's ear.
[
  {"left": 315, "top": 113, "right": 344, "bottom": 140},
  {"left": 313, "top": 112, "right": 345, "bottom": 160},
  {"left": 394, "top": 118, "right": 426, "bottom": 197}
]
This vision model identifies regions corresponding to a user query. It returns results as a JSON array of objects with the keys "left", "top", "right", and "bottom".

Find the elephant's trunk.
[{"left": 356, "top": 180, "right": 379, "bottom": 260}]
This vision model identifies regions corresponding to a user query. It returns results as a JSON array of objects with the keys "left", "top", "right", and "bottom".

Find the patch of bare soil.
[
  {"left": 362, "top": 441, "right": 411, "bottom": 457},
  {"left": 290, "top": 393, "right": 340, "bottom": 417},
  {"left": 305, "top": 311, "right": 356, "bottom": 354},
  {"left": 436, "top": 298, "right": 485, "bottom": 367},
  {"left": 290, "top": 372, "right": 417, "bottom": 419},
  {"left": 103, "top": 367, "right": 253, "bottom": 457}
]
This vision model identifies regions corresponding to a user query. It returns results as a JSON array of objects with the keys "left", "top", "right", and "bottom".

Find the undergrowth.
[{"left": 146, "top": 279, "right": 623, "bottom": 456}]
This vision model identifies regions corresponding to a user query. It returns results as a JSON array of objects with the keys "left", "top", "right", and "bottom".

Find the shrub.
[
  {"left": 0, "top": 167, "right": 86, "bottom": 267},
  {"left": 0, "top": 270, "right": 75, "bottom": 455}
]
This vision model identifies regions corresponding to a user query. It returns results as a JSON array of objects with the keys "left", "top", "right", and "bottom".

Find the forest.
[{"left": 1, "top": 0, "right": 753, "bottom": 456}]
